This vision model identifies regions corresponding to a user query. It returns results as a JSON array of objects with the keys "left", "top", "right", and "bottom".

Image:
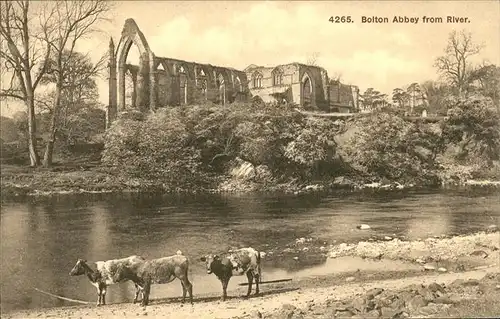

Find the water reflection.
[{"left": 1, "top": 188, "right": 499, "bottom": 312}]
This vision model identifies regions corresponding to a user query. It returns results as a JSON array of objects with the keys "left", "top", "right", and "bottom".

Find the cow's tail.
[{"left": 257, "top": 251, "right": 262, "bottom": 283}]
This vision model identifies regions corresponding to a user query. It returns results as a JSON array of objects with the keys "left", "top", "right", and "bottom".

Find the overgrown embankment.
[{"left": 2, "top": 96, "right": 500, "bottom": 197}]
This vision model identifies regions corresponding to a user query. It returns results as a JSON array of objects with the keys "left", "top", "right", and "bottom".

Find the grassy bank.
[
  {"left": 2, "top": 162, "right": 500, "bottom": 199},
  {"left": 2, "top": 96, "right": 500, "bottom": 198}
]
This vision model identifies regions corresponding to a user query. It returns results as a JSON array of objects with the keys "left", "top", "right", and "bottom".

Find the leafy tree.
[
  {"left": 420, "top": 81, "right": 453, "bottom": 115},
  {"left": 0, "top": 116, "right": 22, "bottom": 143},
  {"left": 342, "top": 113, "right": 443, "bottom": 184},
  {"left": 442, "top": 95, "right": 500, "bottom": 165},
  {"left": 468, "top": 64, "right": 500, "bottom": 107},
  {"left": 406, "top": 83, "right": 423, "bottom": 114},
  {"left": 284, "top": 117, "right": 345, "bottom": 179},
  {"left": 361, "top": 88, "right": 387, "bottom": 111},
  {"left": 38, "top": 51, "right": 106, "bottom": 149},
  {"left": 392, "top": 88, "right": 410, "bottom": 109}
]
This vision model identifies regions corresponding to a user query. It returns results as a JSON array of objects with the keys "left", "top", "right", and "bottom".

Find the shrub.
[
  {"left": 101, "top": 101, "right": 351, "bottom": 189},
  {"left": 341, "top": 112, "right": 443, "bottom": 184},
  {"left": 442, "top": 95, "right": 500, "bottom": 165}
]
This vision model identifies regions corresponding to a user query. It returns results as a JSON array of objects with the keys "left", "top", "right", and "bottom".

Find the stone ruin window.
[
  {"left": 252, "top": 72, "right": 263, "bottom": 89},
  {"left": 272, "top": 68, "right": 283, "bottom": 86},
  {"left": 216, "top": 74, "right": 226, "bottom": 105},
  {"left": 234, "top": 76, "right": 243, "bottom": 92},
  {"left": 195, "top": 67, "right": 206, "bottom": 85},
  {"left": 201, "top": 79, "right": 208, "bottom": 94},
  {"left": 196, "top": 68, "right": 206, "bottom": 84},
  {"left": 195, "top": 67, "right": 208, "bottom": 100},
  {"left": 302, "top": 76, "right": 312, "bottom": 107}
]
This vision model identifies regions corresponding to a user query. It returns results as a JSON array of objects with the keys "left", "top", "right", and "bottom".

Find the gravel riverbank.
[{"left": 2, "top": 231, "right": 499, "bottom": 319}]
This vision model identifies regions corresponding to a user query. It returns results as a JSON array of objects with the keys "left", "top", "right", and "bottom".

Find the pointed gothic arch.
[
  {"left": 216, "top": 73, "right": 226, "bottom": 105},
  {"left": 272, "top": 67, "right": 284, "bottom": 86},
  {"left": 252, "top": 71, "right": 263, "bottom": 89},
  {"left": 116, "top": 19, "right": 156, "bottom": 111},
  {"left": 301, "top": 72, "right": 314, "bottom": 108}
]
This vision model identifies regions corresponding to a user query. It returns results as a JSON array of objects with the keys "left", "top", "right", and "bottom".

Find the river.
[{"left": 1, "top": 188, "right": 499, "bottom": 312}]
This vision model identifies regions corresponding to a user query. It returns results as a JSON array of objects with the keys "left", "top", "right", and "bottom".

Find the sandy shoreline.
[
  {"left": 3, "top": 266, "right": 499, "bottom": 319},
  {"left": 2, "top": 231, "right": 499, "bottom": 319}
]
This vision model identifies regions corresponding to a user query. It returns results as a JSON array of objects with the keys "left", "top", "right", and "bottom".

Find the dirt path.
[{"left": 3, "top": 265, "right": 498, "bottom": 319}]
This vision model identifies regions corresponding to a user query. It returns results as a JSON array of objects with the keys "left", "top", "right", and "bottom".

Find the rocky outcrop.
[
  {"left": 284, "top": 273, "right": 500, "bottom": 319},
  {"left": 329, "top": 231, "right": 500, "bottom": 265}
]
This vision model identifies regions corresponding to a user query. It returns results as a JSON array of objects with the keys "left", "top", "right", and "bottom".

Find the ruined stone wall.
[
  {"left": 153, "top": 57, "right": 249, "bottom": 107},
  {"left": 329, "top": 81, "right": 359, "bottom": 112},
  {"left": 298, "top": 64, "right": 329, "bottom": 111},
  {"left": 245, "top": 63, "right": 330, "bottom": 110},
  {"left": 245, "top": 64, "right": 299, "bottom": 104},
  {"left": 109, "top": 18, "right": 360, "bottom": 126}
]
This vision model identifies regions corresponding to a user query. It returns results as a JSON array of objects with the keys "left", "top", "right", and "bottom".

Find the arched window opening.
[
  {"left": 156, "top": 61, "right": 166, "bottom": 71},
  {"left": 201, "top": 79, "right": 208, "bottom": 100},
  {"left": 235, "top": 76, "right": 243, "bottom": 92},
  {"left": 272, "top": 69, "right": 283, "bottom": 86},
  {"left": 303, "top": 76, "right": 312, "bottom": 107},
  {"left": 124, "top": 68, "right": 136, "bottom": 108},
  {"left": 195, "top": 67, "right": 208, "bottom": 101},
  {"left": 252, "top": 72, "right": 263, "bottom": 89},
  {"left": 122, "top": 43, "right": 141, "bottom": 110}
]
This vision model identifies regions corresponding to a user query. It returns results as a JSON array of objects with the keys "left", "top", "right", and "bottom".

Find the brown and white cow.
[
  {"left": 112, "top": 250, "right": 193, "bottom": 307},
  {"left": 200, "top": 247, "right": 261, "bottom": 301},
  {"left": 69, "top": 255, "right": 145, "bottom": 306}
]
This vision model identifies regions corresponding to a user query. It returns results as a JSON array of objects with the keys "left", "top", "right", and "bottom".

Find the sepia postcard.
[{"left": 1, "top": 1, "right": 499, "bottom": 318}]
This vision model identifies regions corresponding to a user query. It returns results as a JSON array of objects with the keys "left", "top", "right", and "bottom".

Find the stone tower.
[{"left": 106, "top": 37, "right": 117, "bottom": 129}]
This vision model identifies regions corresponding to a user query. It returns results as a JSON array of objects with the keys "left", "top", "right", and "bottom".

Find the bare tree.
[
  {"left": 39, "top": 0, "right": 111, "bottom": 167},
  {"left": 434, "top": 30, "right": 482, "bottom": 98},
  {"left": 306, "top": 52, "right": 320, "bottom": 66},
  {"left": 0, "top": 1, "right": 52, "bottom": 166}
]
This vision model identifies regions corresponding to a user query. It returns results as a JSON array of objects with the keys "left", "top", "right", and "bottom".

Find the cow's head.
[
  {"left": 200, "top": 254, "right": 220, "bottom": 274},
  {"left": 69, "top": 259, "right": 87, "bottom": 276}
]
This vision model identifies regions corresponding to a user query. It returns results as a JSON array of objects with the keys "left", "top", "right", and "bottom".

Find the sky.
[{"left": 1, "top": 0, "right": 499, "bottom": 117}]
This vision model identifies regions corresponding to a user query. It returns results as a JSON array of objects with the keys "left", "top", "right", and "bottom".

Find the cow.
[
  {"left": 200, "top": 247, "right": 261, "bottom": 301},
  {"left": 69, "top": 255, "right": 145, "bottom": 306},
  {"left": 112, "top": 250, "right": 193, "bottom": 307}
]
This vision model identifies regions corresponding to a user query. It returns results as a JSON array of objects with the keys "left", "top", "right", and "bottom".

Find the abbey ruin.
[{"left": 107, "top": 19, "right": 360, "bottom": 127}]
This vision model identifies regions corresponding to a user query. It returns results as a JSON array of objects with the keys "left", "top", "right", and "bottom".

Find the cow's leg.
[
  {"left": 186, "top": 279, "right": 193, "bottom": 305},
  {"left": 246, "top": 272, "right": 254, "bottom": 297},
  {"left": 221, "top": 278, "right": 229, "bottom": 301},
  {"left": 141, "top": 280, "right": 151, "bottom": 307},
  {"left": 101, "top": 287, "right": 107, "bottom": 305},
  {"left": 254, "top": 271, "right": 260, "bottom": 295},
  {"left": 180, "top": 280, "right": 187, "bottom": 303},
  {"left": 133, "top": 284, "right": 140, "bottom": 304},
  {"left": 96, "top": 287, "right": 102, "bottom": 306}
]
